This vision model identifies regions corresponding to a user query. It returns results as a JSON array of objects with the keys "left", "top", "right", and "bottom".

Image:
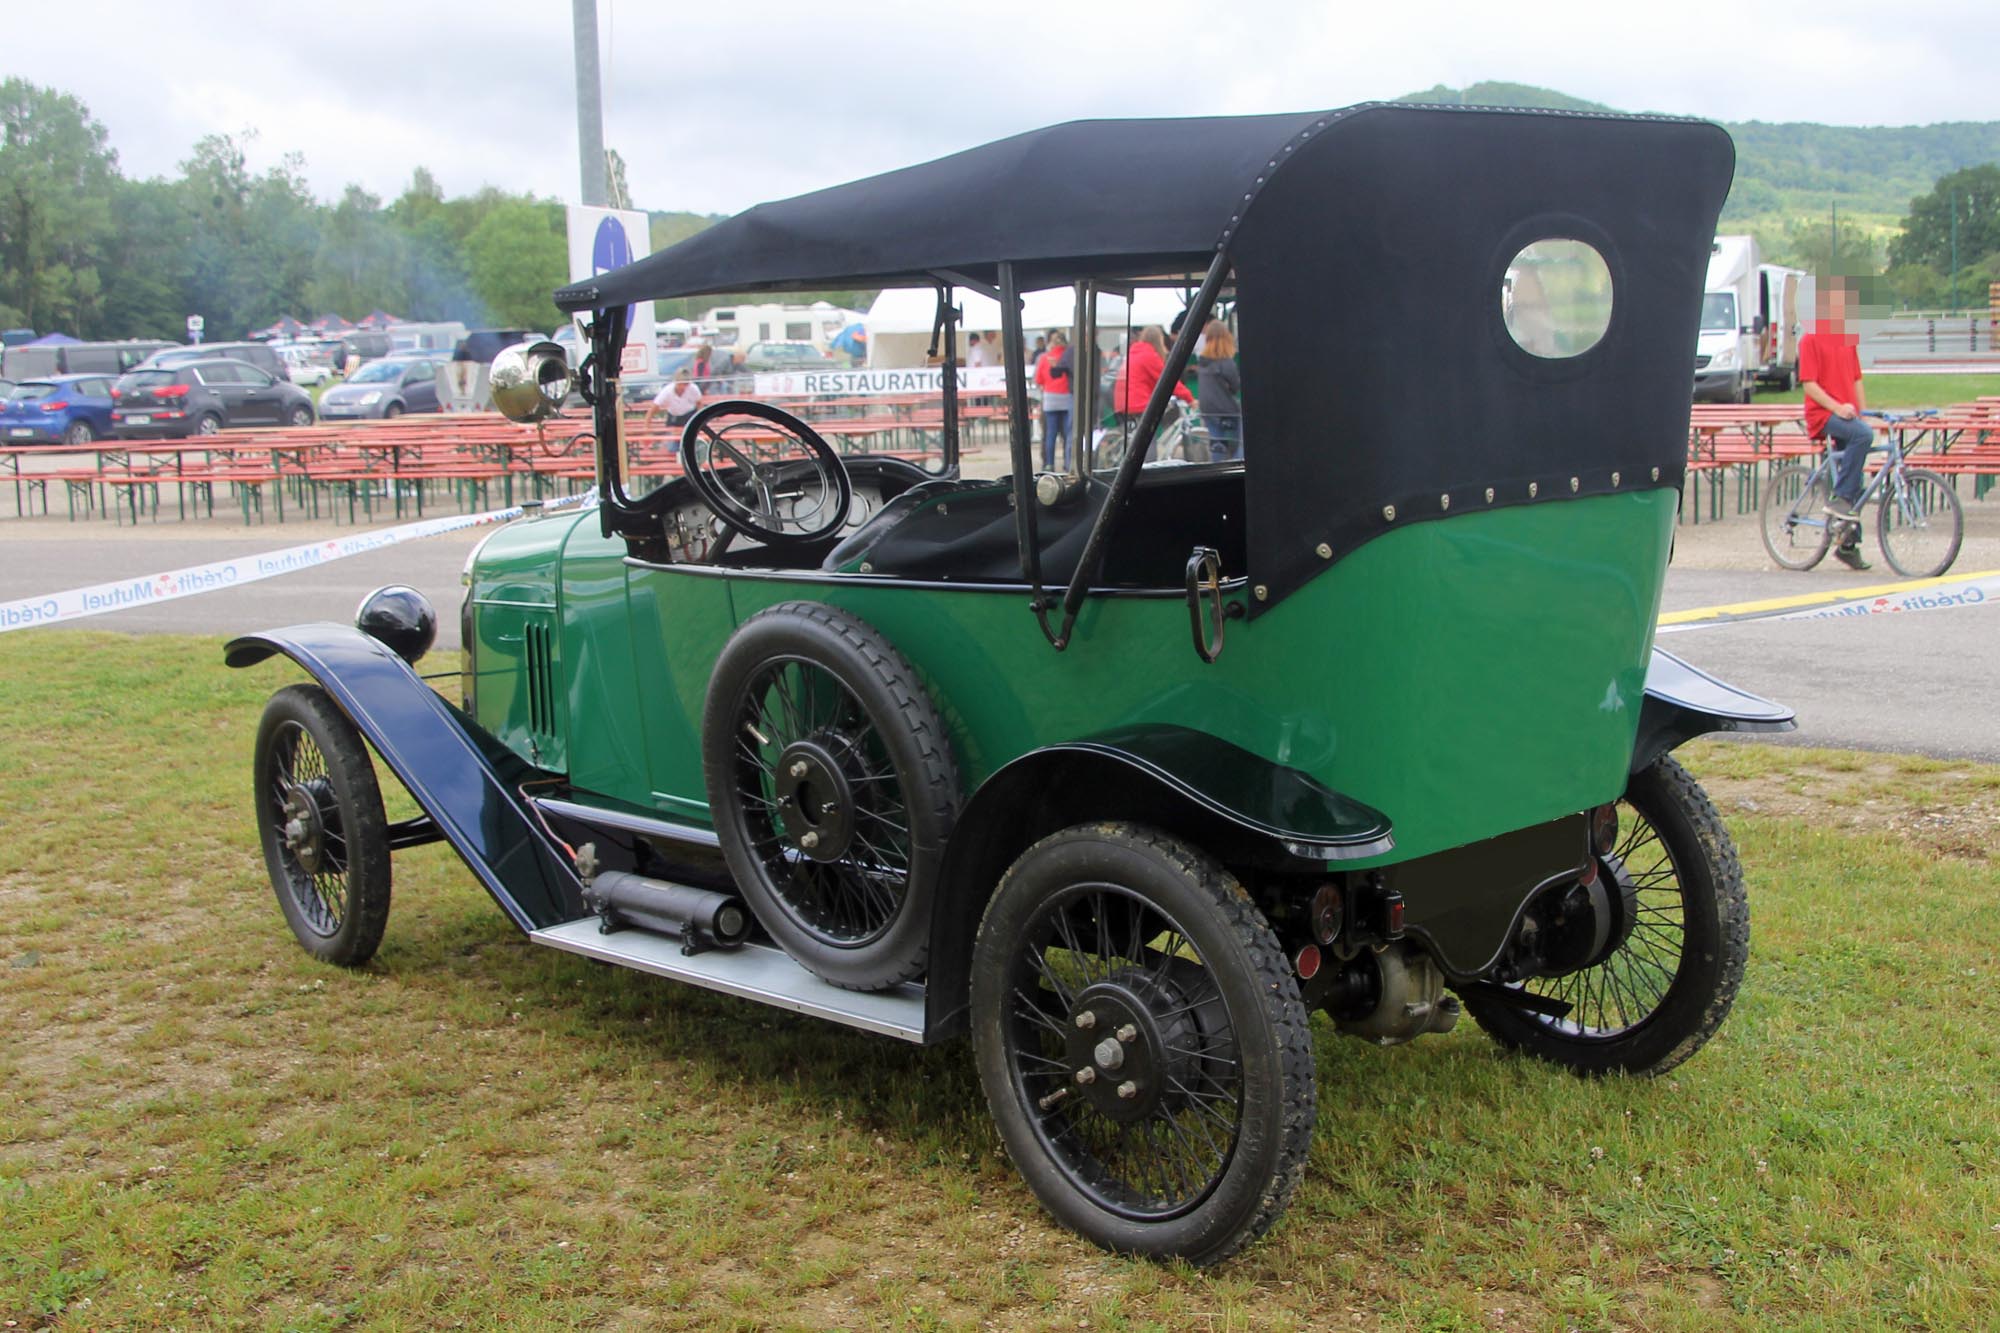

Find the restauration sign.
[{"left": 750, "top": 366, "right": 1008, "bottom": 398}]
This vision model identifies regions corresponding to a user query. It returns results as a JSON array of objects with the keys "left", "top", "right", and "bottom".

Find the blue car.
[{"left": 0, "top": 373, "right": 117, "bottom": 445}]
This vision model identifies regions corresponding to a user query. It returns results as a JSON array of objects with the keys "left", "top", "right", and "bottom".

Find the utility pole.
[
  {"left": 573, "top": 0, "right": 608, "bottom": 207},
  {"left": 1949, "top": 191, "right": 1959, "bottom": 313}
]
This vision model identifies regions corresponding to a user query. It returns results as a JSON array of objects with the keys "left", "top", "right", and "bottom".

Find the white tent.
[{"left": 865, "top": 286, "right": 1195, "bottom": 368}]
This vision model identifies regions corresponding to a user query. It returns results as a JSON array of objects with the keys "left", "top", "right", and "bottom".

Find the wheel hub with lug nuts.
[
  {"left": 279, "top": 781, "right": 330, "bottom": 875},
  {"left": 773, "top": 737, "right": 856, "bottom": 863},
  {"left": 1062, "top": 975, "right": 1200, "bottom": 1124}
]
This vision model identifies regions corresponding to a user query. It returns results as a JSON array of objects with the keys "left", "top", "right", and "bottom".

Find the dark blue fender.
[
  {"left": 1632, "top": 647, "right": 1796, "bottom": 773},
  {"left": 226, "top": 624, "right": 585, "bottom": 933},
  {"left": 919, "top": 723, "right": 1394, "bottom": 1040}
]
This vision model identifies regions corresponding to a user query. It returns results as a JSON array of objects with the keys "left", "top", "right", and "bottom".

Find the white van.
[{"left": 1694, "top": 235, "right": 1761, "bottom": 403}]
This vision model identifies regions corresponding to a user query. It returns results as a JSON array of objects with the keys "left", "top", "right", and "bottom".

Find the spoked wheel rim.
[
  {"left": 1761, "top": 463, "right": 1831, "bottom": 569},
  {"left": 1000, "top": 883, "right": 1243, "bottom": 1220},
  {"left": 265, "top": 720, "right": 350, "bottom": 937},
  {"left": 1878, "top": 470, "right": 1961, "bottom": 579},
  {"left": 1513, "top": 798, "right": 1687, "bottom": 1039},
  {"left": 727, "top": 656, "right": 912, "bottom": 947}
]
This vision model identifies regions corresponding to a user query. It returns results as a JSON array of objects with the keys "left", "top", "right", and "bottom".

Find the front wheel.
[
  {"left": 1760, "top": 461, "right": 1832, "bottom": 571},
  {"left": 1875, "top": 467, "right": 1962, "bottom": 579},
  {"left": 287, "top": 404, "right": 315, "bottom": 428},
  {"left": 1462, "top": 756, "right": 1747, "bottom": 1076},
  {"left": 971, "top": 825, "right": 1315, "bottom": 1264},
  {"left": 252, "top": 684, "right": 392, "bottom": 966}
]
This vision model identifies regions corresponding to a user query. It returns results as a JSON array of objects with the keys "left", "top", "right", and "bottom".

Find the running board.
[{"left": 529, "top": 917, "right": 928, "bottom": 1043}]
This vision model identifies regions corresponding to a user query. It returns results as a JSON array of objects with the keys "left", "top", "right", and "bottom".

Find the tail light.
[
  {"left": 38, "top": 400, "right": 69, "bottom": 412},
  {"left": 155, "top": 385, "right": 190, "bottom": 400},
  {"left": 109, "top": 387, "right": 121, "bottom": 399}
]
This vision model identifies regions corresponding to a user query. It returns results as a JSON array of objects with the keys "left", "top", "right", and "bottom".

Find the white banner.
[
  {"left": 566, "top": 205, "right": 654, "bottom": 378},
  {"left": 0, "top": 493, "right": 595, "bottom": 634},
  {"left": 1658, "top": 568, "right": 1999, "bottom": 634},
  {"left": 751, "top": 366, "right": 1009, "bottom": 398}
]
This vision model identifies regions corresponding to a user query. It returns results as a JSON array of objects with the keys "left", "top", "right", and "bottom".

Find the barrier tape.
[
  {"left": 0, "top": 491, "right": 595, "bottom": 634},
  {"left": 1, "top": 502, "right": 1988, "bottom": 639},
  {"left": 1658, "top": 567, "right": 1998, "bottom": 634}
]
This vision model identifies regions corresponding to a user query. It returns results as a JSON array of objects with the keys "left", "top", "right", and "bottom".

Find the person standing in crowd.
[
  {"left": 1036, "top": 331, "right": 1073, "bottom": 470},
  {"left": 1798, "top": 277, "right": 1871, "bottom": 570},
  {"left": 691, "top": 343, "right": 714, "bottom": 388},
  {"left": 642, "top": 369, "right": 704, "bottom": 444},
  {"left": 1196, "top": 318, "right": 1242, "bottom": 462},
  {"left": 965, "top": 331, "right": 992, "bottom": 368},
  {"left": 1113, "top": 325, "right": 1192, "bottom": 442}
]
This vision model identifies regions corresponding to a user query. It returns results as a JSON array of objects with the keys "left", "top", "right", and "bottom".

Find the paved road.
[{"left": 3, "top": 523, "right": 1995, "bottom": 761}]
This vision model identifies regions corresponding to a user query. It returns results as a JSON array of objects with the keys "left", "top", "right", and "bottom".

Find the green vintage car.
[{"left": 229, "top": 102, "right": 1793, "bottom": 1263}]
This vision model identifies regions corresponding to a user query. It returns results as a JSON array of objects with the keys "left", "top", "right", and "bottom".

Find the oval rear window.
[{"left": 1502, "top": 239, "right": 1613, "bottom": 359}]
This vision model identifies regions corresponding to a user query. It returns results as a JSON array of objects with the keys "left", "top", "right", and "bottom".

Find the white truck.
[
  {"left": 1694, "top": 235, "right": 1762, "bottom": 403},
  {"left": 1754, "top": 263, "right": 1813, "bottom": 390}
]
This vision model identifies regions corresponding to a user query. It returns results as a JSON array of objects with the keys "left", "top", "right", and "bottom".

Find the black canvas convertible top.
[
  {"left": 564, "top": 104, "right": 1735, "bottom": 620},
  {"left": 555, "top": 108, "right": 1329, "bottom": 308}
]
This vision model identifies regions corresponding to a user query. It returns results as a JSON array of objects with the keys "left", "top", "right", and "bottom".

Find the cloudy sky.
[{"left": 7, "top": 0, "right": 1997, "bottom": 215}]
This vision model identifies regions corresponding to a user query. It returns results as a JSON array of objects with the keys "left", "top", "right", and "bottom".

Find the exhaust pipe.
[{"left": 582, "top": 868, "right": 752, "bottom": 954}]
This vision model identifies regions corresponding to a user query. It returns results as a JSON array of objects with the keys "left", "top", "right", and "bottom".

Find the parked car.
[
  {"left": 139, "top": 341, "right": 292, "bottom": 384},
  {"left": 0, "top": 378, "right": 14, "bottom": 400},
  {"left": 738, "top": 340, "right": 836, "bottom": 372},
  {"left": 315, "top": 356, "right": 442, "bottom": 419},
  {"left": 2, "top": 339, "right": 173, "bottom": 381},
  {"left": 0, "top": 373, "right": 118, "bottom": 444},
  {"left": 229, "top": 104, "right": 1791, "bottom": 1266},
  {"left": 276, "top": 344, "right": 334, "bottom": 387},
  {"left": 111, "top": 358, "right": 315, "bottom": 437}
]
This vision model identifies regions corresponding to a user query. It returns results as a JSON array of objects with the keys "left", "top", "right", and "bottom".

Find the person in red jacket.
[
  {"left": 1798, "top": 278, "right": 1872, "bottom": 570},
  {"left": 1112, "top": 326, "right": 1192, "bottom": 458}
]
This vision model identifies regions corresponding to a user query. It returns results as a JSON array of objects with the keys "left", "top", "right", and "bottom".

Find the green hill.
[{"left": 1397, "top": 82, "right": 2000, "bottom": 242}]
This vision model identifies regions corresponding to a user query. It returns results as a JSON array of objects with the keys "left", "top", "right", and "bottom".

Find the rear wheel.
[
  {"left": 1875, "top": 467, "right": 1962, "bottom": 579},
  {"left": 1462, "top": 756, "right": 1747, "bottom": 1076},
  {"left": 64, "top": 419, "right": 95, "bottom": 445},
  {"left": 703, "top": 603, "right": 959, "bottom": 991},
  {"left": 196, "top": 413, "right": 222, "bottom": 437},
  {"left": 252, "top": 684, "right": 391, "bottom": 966},
  {"left": 971, "top": 824, "right": 1315, "bottom": 1264},
  {"left": 1760, "top": 461, "right": 1832, "bottom": 571}
]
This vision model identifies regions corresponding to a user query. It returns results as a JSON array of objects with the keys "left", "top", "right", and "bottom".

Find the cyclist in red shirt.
[{"left": 1798, "top": 278, "right": 1871, "bottom": 569}]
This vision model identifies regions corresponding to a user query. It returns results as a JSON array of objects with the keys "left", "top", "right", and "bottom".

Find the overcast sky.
[{"left": 7, "top": 0, "right": 1997, "bottom": 216}]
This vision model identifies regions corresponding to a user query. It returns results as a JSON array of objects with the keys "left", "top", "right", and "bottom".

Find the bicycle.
[{"left": 1759, "top": 409, "right": 1964, "bottom": 578}]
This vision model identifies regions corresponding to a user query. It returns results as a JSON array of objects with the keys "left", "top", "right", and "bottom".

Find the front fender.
[
  {"left": 226, "top": 624, "right": 585, "bottom": 932},
  {"left": 918, "top": 723, "right": 1393, "bottom": 1041},
  {"left": 1632, "top": 647, "right": 1795, "bottom": 773}
]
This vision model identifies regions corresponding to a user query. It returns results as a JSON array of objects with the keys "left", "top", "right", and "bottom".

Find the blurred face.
[{"left": 1818, "top": 282, "right": 1852, "bottom": 325}]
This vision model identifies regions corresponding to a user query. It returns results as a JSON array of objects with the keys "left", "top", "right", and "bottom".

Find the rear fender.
[
  {"left": 1631, "top": 647, "right": 1795, "bottom": 773},
  {"left": 226, "top": 623, "right": 585, "bottom": 932},
  {"left": 920, "top": 724, "right": 1393, "bottom": 1041}
]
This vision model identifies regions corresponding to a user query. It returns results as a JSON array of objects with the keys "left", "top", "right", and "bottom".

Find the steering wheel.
[{"left": 680, "top": 399, "right": 852, "bottom": 550}]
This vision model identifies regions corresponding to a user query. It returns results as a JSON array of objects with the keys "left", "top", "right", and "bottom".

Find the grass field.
[
  {"left": 2, "top": 634, "right": 1995, "bottom": 1331},
  {"left": 1753, "top": 371, "right": 1999, "bottom": 410}
]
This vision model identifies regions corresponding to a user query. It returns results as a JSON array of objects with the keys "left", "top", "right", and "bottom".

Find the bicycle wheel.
[
  {"left": 1875, "top": 468, "right": 1962, "bottom": 579},
  {"left": 1760, "top": 462, "right": 1832, "bottom": 571}
]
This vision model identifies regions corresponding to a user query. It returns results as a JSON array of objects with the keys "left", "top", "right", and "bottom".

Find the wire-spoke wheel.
[
  {"left": 1462, "top": 756, "right": 1747, "bottom": 1076},
  {"left": 1876, "top": 467, "right": 1962, "bottom": 579},
  {"left": 704, "top": 603, "right": 958, "bottom": 991},
  {"left": 972, "top": 825, "right": 1314, "bottom": 1264},
  {"left": 252, "top": 684, "right": 391, "bottom": 966},
  {"left": 1760, "top": 461, "right": 1832, "bottom": 571}
]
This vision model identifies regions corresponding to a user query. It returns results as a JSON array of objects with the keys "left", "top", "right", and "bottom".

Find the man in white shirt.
[
  {"left": 965, "top": 332, "right": 992, "bottom": 368},
  {"left": 644, "top": 371, "right": 704, "bottom": 436}
]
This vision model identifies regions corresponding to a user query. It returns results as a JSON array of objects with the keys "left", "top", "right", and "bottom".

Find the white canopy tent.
[{"left": 864, "top": 286, "right": 1195, "bottom": 368}]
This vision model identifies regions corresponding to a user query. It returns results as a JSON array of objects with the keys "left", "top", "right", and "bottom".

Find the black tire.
[
  {"left": 64, "top": 419, "right": 95, "bottom": 445},
  {"left": 702, "top": 602, "right": 959, "bottom": 991},
  {"left": 1875, "top": 467, "right": 1963, "bottom": 579},
  {"left": 1760, "top": 461, "right": 1832, "bottom": 571},
  {"left": 1462, "top": 756, "right": 1747, "bottom": 1077},
  {"left": 196, "top": 412, "right": 223, "bottom": 437},
  {"left": 287, "top": 404, "right": 315, "bottom": 428},
  {"left": 971, "top": 824, "right": 1315, "bottom": 1264},
  {"left": 252, "top": 684, "right": 392, "bottom": 966},
  {"left": 384, "top": 402, "right": 403, "bottom": 418}
]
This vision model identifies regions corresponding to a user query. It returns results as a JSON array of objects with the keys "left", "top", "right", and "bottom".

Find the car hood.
[{"left": 319, "top": 384, "right": 385, "bottom": 402}]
